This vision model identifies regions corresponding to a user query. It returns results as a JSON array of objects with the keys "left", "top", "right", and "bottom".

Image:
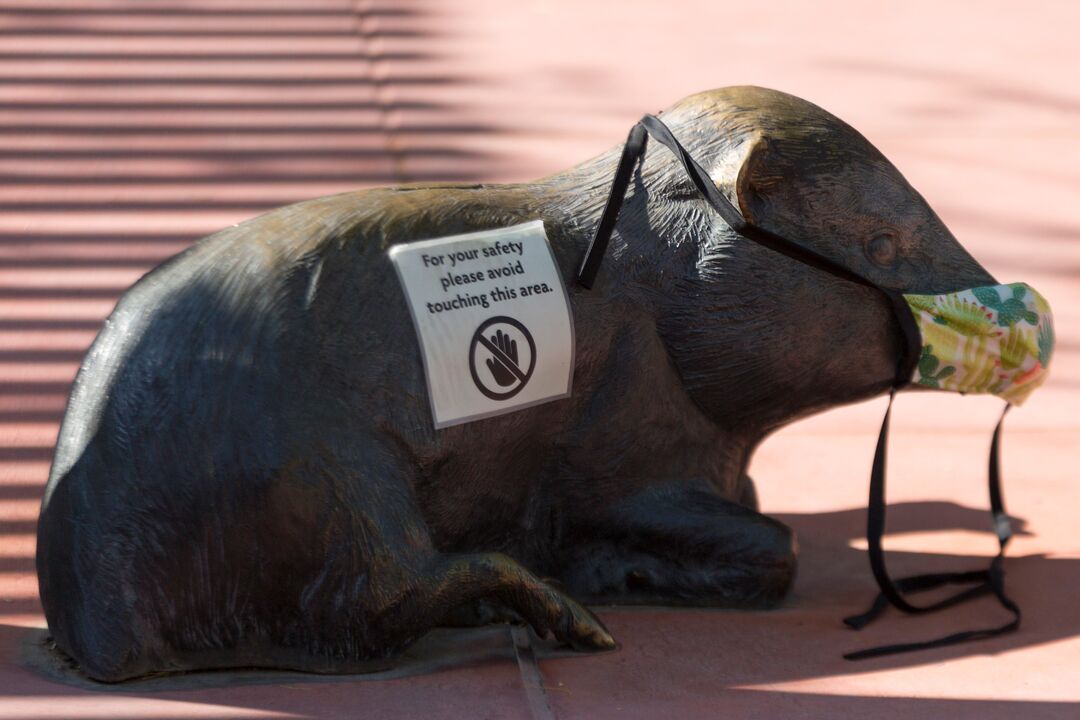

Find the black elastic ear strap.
[
  {"left": 577, "top": 122, "right": 648, "bottom": 289},
  {"left": 843, "top": 402, "right": 1020, "bottom": 661},
  {"left": 885, "top": 289, "right": 922, "bottom": 388},
  {"left": 577, "top": 115, "right": 879, "bottom": 292}
]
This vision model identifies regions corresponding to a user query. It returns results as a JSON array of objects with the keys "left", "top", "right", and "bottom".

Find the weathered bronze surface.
[{"left": 36, "top": 86, "right": 995, "bottom": 681}]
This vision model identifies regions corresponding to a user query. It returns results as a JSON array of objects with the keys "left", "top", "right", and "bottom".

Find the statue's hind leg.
[{"left": 366, "top": 552, "right": 616, "bottom": 655}]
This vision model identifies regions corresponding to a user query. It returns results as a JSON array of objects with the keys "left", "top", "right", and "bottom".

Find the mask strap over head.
[
  {"left": 578, "top": 114, "right": 1021, "bottom": 661},
  {"left": 578, "top": 115, "right": 883, "bottom": 295}
]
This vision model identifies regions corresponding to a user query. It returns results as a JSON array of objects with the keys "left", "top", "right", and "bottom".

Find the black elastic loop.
[
  {"left": 577, "top": 122, "right": 648, "bottom": 289},
  {"left": 883, "top": 290, "right": 922, "bottom": 388},
  {"left": 575, "top": 114, "right": 923, "bottom": 385},
  {"left": 577, "top": 115, "right": 881, "bottom": 292},
  {"left": 843, "top": 570, "right": 992, "bottom": 630},
  {"left": 844, "top": 402, "right": 1021, "bottom": 660},
  {"left": 989, "top": 405, "right": 1013, "bottom": 545}
]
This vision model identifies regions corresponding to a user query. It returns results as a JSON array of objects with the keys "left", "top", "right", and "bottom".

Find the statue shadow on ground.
[{"left": 9, "top": 501, "right": 1079, "bottom": 706}]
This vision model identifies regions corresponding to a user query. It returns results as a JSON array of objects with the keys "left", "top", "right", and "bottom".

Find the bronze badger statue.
[{"left": 37, "top": 86, "right": 995, "bottom": 681}]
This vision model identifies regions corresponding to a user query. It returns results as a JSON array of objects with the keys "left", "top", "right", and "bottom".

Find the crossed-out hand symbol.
[
  {"left": 485, "top": 329, "right": 520, "bottom": 386},
  {"left": 470, "top": 316, "right": 535, "bottom": 401}
]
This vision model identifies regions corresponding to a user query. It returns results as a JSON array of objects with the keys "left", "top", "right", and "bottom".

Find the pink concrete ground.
[{"left": 1, "top": 1, "right": 1078, "bottom": 717}]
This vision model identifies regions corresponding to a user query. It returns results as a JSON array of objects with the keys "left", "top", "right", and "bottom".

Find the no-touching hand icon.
[{"left": 469, "top": 316, "right": 536, "bottom": 400}]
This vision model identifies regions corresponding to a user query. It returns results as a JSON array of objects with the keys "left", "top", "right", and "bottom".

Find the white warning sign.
[{"left": 389, "top": 220, "right": 574, "bottom": 429}]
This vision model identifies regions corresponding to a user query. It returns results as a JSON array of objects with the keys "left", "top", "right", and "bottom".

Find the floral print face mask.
[
  {"left": 905, "top": 282, "right": 1054, "bottom": 405},
  {"left": 577, "top": 113, "right": 1057, "bottom": 662}
]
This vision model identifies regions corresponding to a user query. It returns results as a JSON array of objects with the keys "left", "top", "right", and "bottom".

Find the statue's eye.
[{"left": 866, "top": 233, "right": 898, "bottom": 266}]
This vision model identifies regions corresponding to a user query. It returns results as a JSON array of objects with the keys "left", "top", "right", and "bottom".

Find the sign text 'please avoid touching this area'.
[{"left": 389, "top": 220, "right": 574, "bottom": 428}]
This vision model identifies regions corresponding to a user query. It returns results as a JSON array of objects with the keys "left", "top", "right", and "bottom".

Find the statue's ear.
[{"left": 734, "top": 135, "right": 789, "bottom": 227}]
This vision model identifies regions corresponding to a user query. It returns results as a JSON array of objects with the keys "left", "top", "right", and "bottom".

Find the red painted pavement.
[{"left": 1, "top": 1, "right": 1078, "bottom": 718}]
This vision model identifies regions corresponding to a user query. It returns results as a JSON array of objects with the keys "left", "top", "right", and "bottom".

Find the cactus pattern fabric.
[{"left": 904, "top": 283, "right": 1054, "bottom": 405}]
